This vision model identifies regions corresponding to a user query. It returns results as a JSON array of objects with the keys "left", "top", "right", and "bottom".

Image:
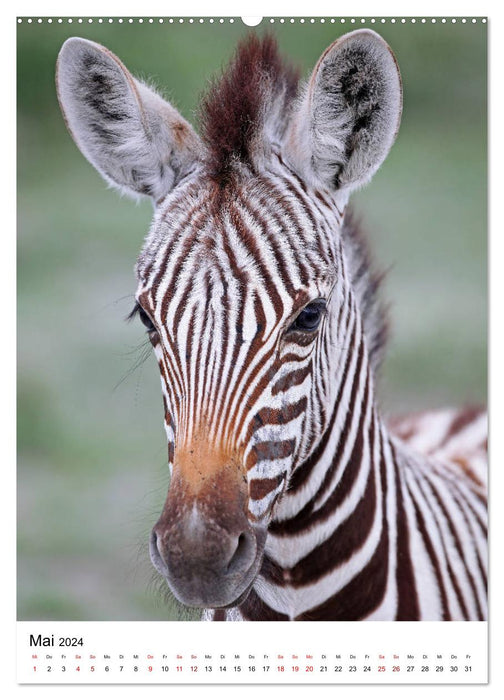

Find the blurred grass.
[{"left": 17, "top": 18, "right": 486, "bottom": 620}]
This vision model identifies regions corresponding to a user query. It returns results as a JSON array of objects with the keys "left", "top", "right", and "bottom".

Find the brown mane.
[
  {"left": 198, "top": 33, "right": 300, "bottom": 183},
  {"left": 198, "top": 36, "right": 388, "bottom": 374}
]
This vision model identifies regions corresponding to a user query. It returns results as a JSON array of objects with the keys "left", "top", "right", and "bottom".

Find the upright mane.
[
  {"left": 199, "top": 33, "right": 300, "bottom": 183},
  {"left": 199, "top": 34, "right": 388, "bottom": 375},
  {"left": 341, "top": 210, "right": 389, "bottom": 375}
]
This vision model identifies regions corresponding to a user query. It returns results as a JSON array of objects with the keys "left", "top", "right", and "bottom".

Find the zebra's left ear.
[{"left": 286, "top": 30, "right": 402, "bottom": 198}]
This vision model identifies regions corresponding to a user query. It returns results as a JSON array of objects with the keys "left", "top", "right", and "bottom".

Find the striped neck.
[{"left": 237, "top": 327, "right": 399, "bottom": 620}]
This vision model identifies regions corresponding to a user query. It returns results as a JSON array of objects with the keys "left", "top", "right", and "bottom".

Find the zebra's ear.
[
  {"left": 56, "top": 38, "right": 200, "bottom": 202},
  {"left": 286, "top": 30, "right": 402, "bottom": 198}
]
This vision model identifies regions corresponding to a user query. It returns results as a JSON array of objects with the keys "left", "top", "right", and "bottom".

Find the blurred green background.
[{"left": 17, "top": 17, "right": 487, "bottom": 620}]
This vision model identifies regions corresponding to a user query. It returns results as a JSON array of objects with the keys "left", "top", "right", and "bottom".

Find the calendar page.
[{"left": 16, "top": 7, "right": 489, "bottom": 688}]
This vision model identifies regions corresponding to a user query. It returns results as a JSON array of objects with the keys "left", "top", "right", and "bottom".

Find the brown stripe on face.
[
  {"left": 280, "top": 174, "right": 322, "bottom": 240},
  {"left": 206, "top": 271, "right": 231, "bottom": 416},
  {"left": 140, "top": 183, "right": 201, "bottom": 284},
  {"left": 181, "top": 306, "right": 197, "bottom": 417},
  {"left": 271, "top": 365, "right": 312, "bottom": 395},
  {"left": 171, "top": 274, "right": 197, "bottom": 345},
  {"left": 247, "top": 176, "right": 327, "bottom": 286},
  {"left": 234, "top": 187, "right": 304, "bottom": 293},
  {"left": 270, "top": 373, "right": 370, "bottom": 537},
  {"left": 278, "top": 172, "right": 339, "bottom": 267},
  {"left": 214, "top": 239, "right": 252, "bottom": 401},
  {"left": 227, "top": 196, "right": 286, "bottom": 316},
  {"left": 249, "top": 473, "right": 285, "bottom": 501},
  {"left": 220, "top": 294, "right": 278, "bottom": 440},
  {"left": 157, "top": 351, "right": 183, "bottom": 417},
  {"left": 246, "top": 397, "right": 307, "bottom": 445},
  {"left": 155, "top": 206, "right": 207, "bottom": 303},
  {"left": 193, "top": 269, "right": 214, "bottom": 420},
  {"left": 197, "top": 266, "right": 230, "bottom": 425},
  {"left": 283, "top": 309, "right": 358, "bottom": 497},
  {"left": 146, "top": 300, "right": 185, "bottom": 407},
  {"left": 246, "top": 439, "right": 296, "bottom": 471}
]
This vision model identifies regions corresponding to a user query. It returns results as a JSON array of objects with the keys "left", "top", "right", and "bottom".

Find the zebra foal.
[{"left": 56, "top": 30, "right": 487, "bottom": 621}]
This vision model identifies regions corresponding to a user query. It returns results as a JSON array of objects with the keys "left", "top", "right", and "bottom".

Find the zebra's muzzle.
[{"left": 149, "top": 469, "right": 266, "bottom": 608}]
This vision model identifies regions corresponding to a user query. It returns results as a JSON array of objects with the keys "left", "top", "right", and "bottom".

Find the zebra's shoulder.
[{"left": 387, "top": 405, "right": 487, "bottom": 491}]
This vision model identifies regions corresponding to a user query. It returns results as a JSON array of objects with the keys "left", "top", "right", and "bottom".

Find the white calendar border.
[{"left": 6, "top": 0, "right": 502, "bottom": 697}]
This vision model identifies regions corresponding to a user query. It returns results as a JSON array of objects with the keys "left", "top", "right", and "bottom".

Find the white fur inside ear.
[
  {"left": 56, "top": 37, "right": 200, "bottom": 201},
  {"left": 286, "top": 30, "right": 402, "bottom": 198}
]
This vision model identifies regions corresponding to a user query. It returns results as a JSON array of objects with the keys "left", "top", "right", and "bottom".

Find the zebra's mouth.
[{"left": 149, "top": 523, "right": 267, "bottom": 610}]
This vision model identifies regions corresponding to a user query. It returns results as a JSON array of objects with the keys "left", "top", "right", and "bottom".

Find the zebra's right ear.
[
  {"left": 56, "top": 38, "right": 201, "bottom": 202},
  {"left": 285, "top": 30, "right": 402, "bottom": 201}
]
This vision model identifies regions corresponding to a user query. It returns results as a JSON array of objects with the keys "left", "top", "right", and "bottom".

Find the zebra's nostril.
[
  {"left": 149, "top": 529, "right": 168, "bottom": 574},
  {"left": 226, "top": 530, "right": 256, "bottom": 575}
]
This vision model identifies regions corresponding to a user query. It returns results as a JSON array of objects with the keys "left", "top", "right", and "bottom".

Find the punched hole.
[{"left": 242, "top": 16, "right": 262, "bottom": 26}]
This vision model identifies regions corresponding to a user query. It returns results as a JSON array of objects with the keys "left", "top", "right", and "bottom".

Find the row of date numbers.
[{"left": 34, "top": 664, "right": 474, "bottom": 674}]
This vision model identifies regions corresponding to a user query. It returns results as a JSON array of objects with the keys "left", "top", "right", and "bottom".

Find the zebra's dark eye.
[
  {"left": 289, "top": 299, "right": 327, "bottom": 333},
  {"left": 139, "top": 307, "right": 156, "bottom": 334},
  {"left": 128, "top": 302, "right": 157, "bottom": 335}
]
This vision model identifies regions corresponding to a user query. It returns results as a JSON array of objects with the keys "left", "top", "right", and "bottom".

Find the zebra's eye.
[
  {"left": 289, "top": 299, "right": 327, "bottom": 334},
  {"left": 128, "top": 302, "right": 157, "bottom": 335},
  {"left": 139, "top": 307, "right": 156, "bottom": 334}
]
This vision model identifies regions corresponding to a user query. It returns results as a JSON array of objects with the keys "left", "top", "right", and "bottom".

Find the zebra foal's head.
[{"left": 57, "top": 30, "right": 401, "bottom": 609}]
